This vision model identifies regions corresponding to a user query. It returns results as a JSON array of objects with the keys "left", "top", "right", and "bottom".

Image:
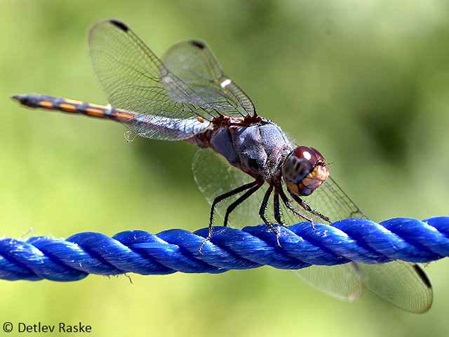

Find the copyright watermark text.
[{"left": 2, "top": 322, "right": 92, "bottom": 334}]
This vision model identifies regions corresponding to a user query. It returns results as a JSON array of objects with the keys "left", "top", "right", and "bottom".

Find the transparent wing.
[
  {"left": 296, "top": 178, "right": 433, "bottom": 312},
  {"left": 297, "top": 264, "right": 364, "bottom": 302},
  {"left": 297, "top": 262, "right": 432, "bottom": 313},
  {"left": 193, "top": 149, "right": 433, "bottom": 312},
  {"left": 162, "top": 40, "right": 256, "bottom": 117},
  {"left": 88, "top": 20, "right": 216, "bottom": 140},
  {"left": 357, "top": 263, "right": 433, "bottom": 313},
  {"left": 193, "top": 148, "right": 278, "bottom": 228},
  {"left": 305, "top": 177, "right": 366, "bottom": 222}
]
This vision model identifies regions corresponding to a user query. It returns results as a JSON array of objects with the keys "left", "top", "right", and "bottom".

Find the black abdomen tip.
[
  {"left": 109, "top": 20, "right": 129, "bottom": 32},
  {"left": 11, "top": 94, "right": 23, "bottom": 102},
  {"left": 11, "top": 94, "right": 30, "bottom": 104},
  {"left": 11, "top": 94, "right": 41, "bottom": 108}
]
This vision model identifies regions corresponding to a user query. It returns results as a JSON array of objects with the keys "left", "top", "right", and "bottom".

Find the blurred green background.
[{"left": 1, "top": 0, "right": 449, "bottom": 336}]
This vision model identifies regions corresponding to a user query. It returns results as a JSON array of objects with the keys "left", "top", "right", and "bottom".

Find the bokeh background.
[{"left": 1, "top": 0, "right": 449, "bottom": 336}]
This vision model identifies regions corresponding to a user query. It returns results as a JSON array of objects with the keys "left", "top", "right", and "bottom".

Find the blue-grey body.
[{"left": 189, "top": 118, "right": 293, "bottom": 181}]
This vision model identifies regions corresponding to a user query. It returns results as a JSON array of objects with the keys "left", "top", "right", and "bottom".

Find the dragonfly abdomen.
[{"left": 11, "top": 94, "right": 135, "bottom": 123}]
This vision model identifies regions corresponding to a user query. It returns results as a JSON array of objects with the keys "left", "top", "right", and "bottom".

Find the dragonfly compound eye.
[{"left": 282, "top": 146, "right": 329, "bottom": 196}]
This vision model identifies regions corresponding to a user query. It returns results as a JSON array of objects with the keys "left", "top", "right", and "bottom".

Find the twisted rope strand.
[{"left": 0, "top": 216, "right": 448, "bottom": 281}]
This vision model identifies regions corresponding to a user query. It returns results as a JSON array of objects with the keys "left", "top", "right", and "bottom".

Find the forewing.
[
  {"left": 162, "top": 40, "right": 256, "bottom": 117},
  {"left": 305, "top": 176, "right": 366, "bottom": 222},
  {"left": 88, "top": 20, "right": 213, "bottom": 140},
  {"left": 193, "top": 149, "right": 433, "bottom": 311}
]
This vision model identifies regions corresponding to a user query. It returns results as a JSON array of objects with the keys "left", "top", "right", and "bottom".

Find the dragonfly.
[{"left": 12, "top": 19, "right": 432, "bottom": 313}]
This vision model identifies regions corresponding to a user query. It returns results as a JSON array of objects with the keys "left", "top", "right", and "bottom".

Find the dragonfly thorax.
[
  {"left": 207, "top": 120, "right": 292, "bottom": 180},
  {"left": 282, "top": 146, "right": 329, "bottom": 196}
]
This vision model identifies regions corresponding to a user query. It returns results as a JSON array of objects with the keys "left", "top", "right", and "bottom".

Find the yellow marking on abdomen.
[
  {"left": 85, "top": 107, "right": 106, "bottom": 118},
  {"left": 39, "top": 101, "right": 54, "bottom": 108},
  {"left": 59, "top": 103, "right": 77, "bottom": 112}
]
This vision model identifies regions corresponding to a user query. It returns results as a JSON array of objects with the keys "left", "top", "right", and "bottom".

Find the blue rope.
[{"left": 1, "top": 216, "right": 448, "bottom": 282}]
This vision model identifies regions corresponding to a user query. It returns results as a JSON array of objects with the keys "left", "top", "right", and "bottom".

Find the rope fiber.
[{"left": 0, "top": 216, "right": 448, "bottom": 281}]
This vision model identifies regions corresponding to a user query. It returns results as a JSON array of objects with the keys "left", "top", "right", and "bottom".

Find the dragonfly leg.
[
  {"left": 223, "top": 181, "right": 264, "bottom": 226},
  {"left": 258, "top": 184, "right": 279, "bottom": 232},
  {"left": 208, "top": 179, "right": 262, "bottom": 235},
  {"left": 259, "top": 184, "right": 273, "bottom": 225},
  {"left": 273, "top": 185, "right": 284, "bottom": 226},
  {"left": 288, "top": 192, "right": 331, "bottom": 223},
  {"left": 278, "top": 187, "right": 314, "bottom": 224},
  {"left": 259, "top": 184, "right": 282, "bottom": 245}
]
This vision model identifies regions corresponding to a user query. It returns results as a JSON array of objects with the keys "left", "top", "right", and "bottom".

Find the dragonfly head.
[{"left": 282, "top": 146, "right": 329, "bottom": 196}]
